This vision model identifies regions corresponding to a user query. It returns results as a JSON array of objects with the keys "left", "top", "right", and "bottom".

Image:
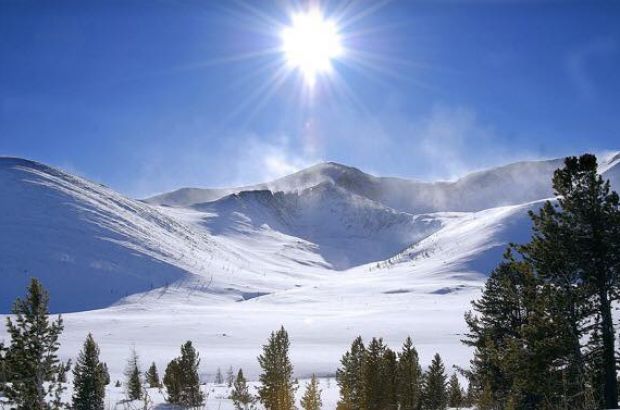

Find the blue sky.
[{"left": 1, "top": 1, "right": 619, "bottom": 197}]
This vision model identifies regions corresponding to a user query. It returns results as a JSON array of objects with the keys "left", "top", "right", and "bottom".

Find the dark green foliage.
[
  {"left": 57, "top": 359, "right": 70, "bottom": 383},
  {"left": 215, "top": 367, "right": 224, "bottom": 384},
  {"left": 301, "top": 374, "right": 322, "bottom": 410},
  {"left": 462, "top": 154, "right": 620, "bottom": 409},
  {"left": 72, "top": 333, "right": 106, "bottom": 410},
  {"left": 230, "top": 368, "right": 255, "bottom": 410},
  {"left": 447, "top": 374, "right": 464, "bottom": 409},
  {"left": 336, "top": 336, "right": 365, "bottom": 409},
  {"left": 2, "top": 278, "right": 66, "bottom": 409},
  {"left": 125, "top": 349, "right": 142, "bottom": 400},
  {"left": 382, "top": 348, "right": 399, "bottom": 410},
  {"left": 163, "top": 341, "right": 204, "bottom": 406},
  {"left": 115, "top": 379, "right": 121, "bottom": 388},
  {"left": 397, "top": 336, "right": 422, "bottom": 410},
  {"left": 99, "top": 362, "right": 110, "bottom": 385},
  {"left": 257, "top": 326, "right": 297, "bottom": 410},
  {"left": 363, "top": 337, "right": 387, "bottom": 410},
  {"left": 421, "top": 353, "right": 447, "bottom": 410},
  {"left": 145, "top": 362, "right": 160, "bottom": 388}
]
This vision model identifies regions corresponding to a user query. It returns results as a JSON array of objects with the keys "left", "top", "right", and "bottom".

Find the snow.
[{"left": 1, "top": 153, "right": 619, "bottom": 407}]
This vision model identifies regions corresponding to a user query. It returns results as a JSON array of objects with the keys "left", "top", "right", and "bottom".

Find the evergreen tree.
[
  {"left": 382, "top": 348, "right": 399, "bottom": 410},
  {"left": 447, "top": 374, "right": 464, "bottom": 409},
  {"left": 257, "top": 326, "right": 297, "bottom": 410},
  {"left": 2, "top": 278, "right": 65, "bottom": 409},
  {"left": 230, "top": 368, "right": 255, "bottom": 410},
  {"left": 72, "top": 333, "right": 106, "bottom": 410},
  {"left": 215, "top": 367, "right": 224, "bottom": 384},
  {"left": 227, "top": 365, "right": 235, "bottom": 387},
  {"left": 527, "top": 154, "right": 620, "bottom": 408},
  {"left": 397, "top": 336, "right": 422, "bottom": 410},
  {"left": 163, "top": 341, "right": 204, "bottom": 406},
  {"left": 421, "top": 353, "right": 447, "bottom": 410},
  {"left": 57, "top": 359, "right": 70, "bottom": 383},
  {"left": 363, "top": 337, "right": 386, "bottom": 409},
  {"left": 99, "top": 362, "right": 110, "bottom": 385},
  {"left": 125, "top": 348, "right": 142, "bottom": 400},
  {"left": 336, "top": 336, "right": 365, "bottom": 410},
  {"left": 301, "top": 374, "right": 322, "bottom": 410},
  {"left": 145, "top": 362, "right": 160, "bottom": 388}
]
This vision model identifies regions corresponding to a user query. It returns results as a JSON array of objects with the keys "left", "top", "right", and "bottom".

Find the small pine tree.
[
  {"left": 301, "top": 374, "right": 322, "bottom": 410},
  {"left": 421, "top": 353, "right": 447, "bottom": 410},
  {"left": 3, "top": 278, "right": 66, "bottom": 409},
  {"left": 57, "top": 359, "right": 71, "bottom": 383},
  {"left": 115, "top": 380, "right": 122, "bottom": 388},
  {"left": 257, "top": 326, "right": 297, "bottom": 410},
  {"left": 99, "top": 362, "right": 110, "bottom": 385},
  {"left": 72, "top": 333, "right": 106, "bottom": 410},
  {"left": 163, "top": 341, "right": 204, "bottom": 406},
  {"left": 125, "top": 348, "right": 142, "bottom": 400},
  {"left": 230, "top": 368, "right": 255, "bottom": 410},
  {"left": 227, "top": 365, "right": 235, "bottom": 387},
  {"left": 447, "top": 374, "right": 464, "bottom": 409},
  {"left": 145, "top": 362, "right": 160, "bottom": 388},
  {"left": 215, "top": 367, "right": 224, "bottom": 384}
]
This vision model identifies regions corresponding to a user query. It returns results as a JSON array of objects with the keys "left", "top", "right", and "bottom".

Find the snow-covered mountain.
[
  {"left": 1, "top": 153, "right": 619, "bottom": 382},
  {"left": 2, "top": 154, "right": 619, "bottom": 312}
]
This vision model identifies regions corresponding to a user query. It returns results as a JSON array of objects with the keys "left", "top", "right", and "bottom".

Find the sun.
[{"left": 281, "top": 9, "right": 343, "bottom": 87}]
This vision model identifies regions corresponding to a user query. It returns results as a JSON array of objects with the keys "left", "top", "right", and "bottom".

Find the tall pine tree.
[
  {"left": 421, "top": 353, "right": 447, "bottom": 410},
  {"left": 531, "top": 154, "right": 620, "bottom": 407},
  {"left": 336, "top": 336, "right": 365, "bottom": 410},
  {"left": 2, "top": 278, "right": 65, "bottom": 409},
  {"left": 447, "top": 374, "right": 464, "bottom": 409},
  {"left": 397, "top": 336, "right": 422, "bottom": 410},
  {"left": 72, "top": 333, "right": 106, "bottom": 410},
  {"left": 257, "top": 326, "right": 297, "bottom": 410}
]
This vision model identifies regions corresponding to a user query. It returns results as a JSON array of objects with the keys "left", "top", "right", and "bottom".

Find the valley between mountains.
[{"left": 1, "top": 153, "right": 619, "bottom": 387}]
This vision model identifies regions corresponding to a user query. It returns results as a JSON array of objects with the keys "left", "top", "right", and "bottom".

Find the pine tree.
[
  {"left": 163, "top": 341, "right": 204, "bottom": 406},
  {"left": 227, "top": 365, "right": 235, "bottom": 387},
  {"left": 215, "top": 367, "right": 224, "bottom": 384},
  {"left": 301, "top": 374, "right": 322, "bottom": 410},
  {"left": 529, "top": 154, "right": 620, "bottom": 408},
  {"left": 363, "top": 337, "right": 387, "bottom": 409},
  {"left": 447, "top": 374, "right": 464, "bottom": 409},
  {"left": 145, "top": 362, "right": 160, "bottom": 388},
  {"left": 230, "top": 368, "right": 255, "bottom": 410},
  {"left": 125, "top": 348, "right": 142, "bottom": 400},
  {"left": 397, "top": 336, "right": 422, "bottom": 410},
  {"left": 421, "top": 353, "right": 447, "bottom": 410},
  {"left": 336, "top": 336, "right": 365, "bottom": 410},
  {"left": 257, "top": 326, "right": 297, "bottom": 410},
  {"left": 2, "top": 278, "right": 66, "bottom": 409},
  {"left": 72, "top": 333, "right": 106, "bottom": 410},
  {"left": 99, "top": 362, "right": 110, "bottom": 385},
  {"left": 382, "top": 348, "right": 399, "bottom": 410}
]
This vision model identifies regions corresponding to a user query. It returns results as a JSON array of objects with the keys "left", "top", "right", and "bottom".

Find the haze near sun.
[{"left": 281, "top": 9, "right": 343, "bottom": 87}]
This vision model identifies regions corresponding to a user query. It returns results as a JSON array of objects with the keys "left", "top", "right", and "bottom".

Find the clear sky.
[{"left": 1, "top": 0, "right": 619, "bottom": 197}]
